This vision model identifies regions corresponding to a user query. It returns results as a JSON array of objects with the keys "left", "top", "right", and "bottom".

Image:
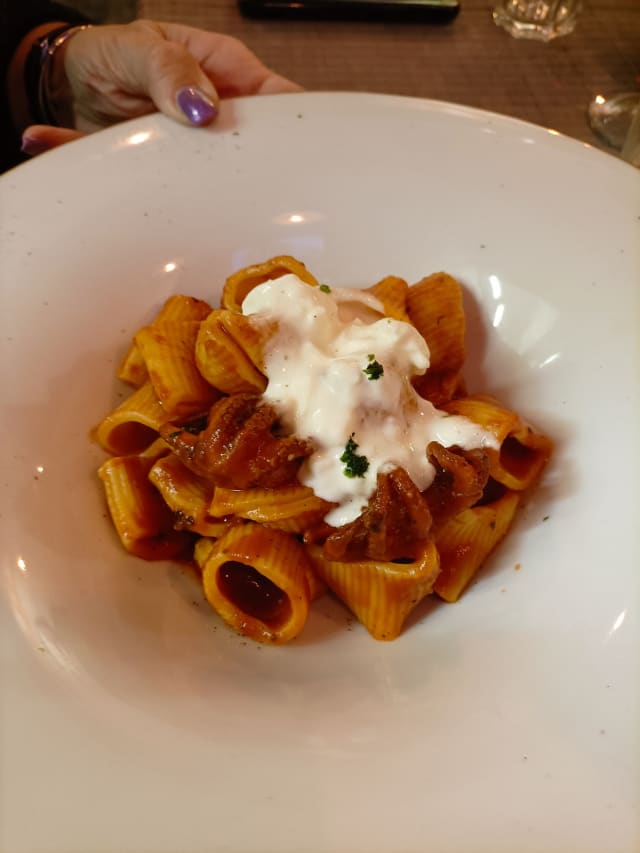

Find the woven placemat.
[{"left": 136, "top": 0, "right": 640, "bottom": 148}]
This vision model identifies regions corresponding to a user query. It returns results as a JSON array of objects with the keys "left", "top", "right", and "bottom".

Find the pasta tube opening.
[
  {"left": 97, "top": 422, "right": 159, "bottom": 457},
  {"left": 499, "top": 435, "right": 540, "bottom": 482},
  {"left": 218, "top": 560, "right": 292, "bottom": 628},
  {"left": 202, "top": 525, "right": 311, "bottom": 644}
]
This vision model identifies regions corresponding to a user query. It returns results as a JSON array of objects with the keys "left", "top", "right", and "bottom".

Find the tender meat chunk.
[
  {"left": 323, "top": 467, "right": 433, "bottom": 562},
  {"left": 423, "top": 442, "right": 490, "bottom": 527},
  {"left": 160, "top": 393, "right": 314, "bottom": 489}
]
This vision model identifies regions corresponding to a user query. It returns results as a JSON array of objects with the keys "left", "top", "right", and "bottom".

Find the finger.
[
  {"left": 22, "top": 125, "right": 85, "bottom": 155},
  {"left": 157, "top": 23, "right": 301, "bottom": 99},
  {"left": 132, "top": 23, "right": 220, "bottom": 126},
  {"left": 254, "top": 74, "right": 303, "bottom": 96}
]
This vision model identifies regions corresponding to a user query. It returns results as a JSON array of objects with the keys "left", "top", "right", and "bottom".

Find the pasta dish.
[{"left": 93, "top": 256, "right": 552, "bottom": 644}]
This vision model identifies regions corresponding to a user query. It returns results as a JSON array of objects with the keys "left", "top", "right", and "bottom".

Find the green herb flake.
[
  {"left": 319, "top": 284, "right": 332, "bottom": 293},
  {"left": 340, "top": 433, "right": 369, "bottom": 478},
  {"left": 363, "top": 354, "right": 384, "bottom": 381}
]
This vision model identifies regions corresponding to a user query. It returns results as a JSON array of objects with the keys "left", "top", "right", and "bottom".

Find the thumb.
[{"left": 142, "top": 38, "right": 219, "bottom": 127}]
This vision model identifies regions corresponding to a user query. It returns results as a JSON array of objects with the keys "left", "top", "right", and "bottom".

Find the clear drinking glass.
[
  {"left": 588, "top": 93, "right": 640, "bottom": 167},
  {"left": 621, "top": 105, "right": 640, "bottom": 167},
  {"left": 492, "top": 0, "right": 581, "bottom": 41}
]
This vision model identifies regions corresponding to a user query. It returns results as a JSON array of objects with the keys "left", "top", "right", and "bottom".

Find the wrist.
[
  {"left": 42, "top": 28, "right": 79, "bottom": 127},
  {"left": 7, "top": 23, "right": 66, "bottom": 132},
  {"left": 11, "top": 23, "right": 93, "bottom": 130},
  {"left": 36, "top": 24, "right": 94, "bottom": 127}
]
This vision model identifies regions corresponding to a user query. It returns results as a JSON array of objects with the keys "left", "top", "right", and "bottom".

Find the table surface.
[{"left": 136, "top": 0, "right": 640, "bottom": 153}]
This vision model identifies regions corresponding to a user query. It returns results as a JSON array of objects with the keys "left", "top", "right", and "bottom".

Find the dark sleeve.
[{"left": 1, "top": 1, "right": 94, "bottom": 173}]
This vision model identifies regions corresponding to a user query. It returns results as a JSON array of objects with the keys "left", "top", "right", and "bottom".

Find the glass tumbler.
[
  {"left": 620, "top": 101, "right": 640, "bottom": 168},
  {"left": 588, "top": 92, "right": 640, "bottom": 167},
  {"left": 493, "top": 0, "right": 581, "bottom": 41}
]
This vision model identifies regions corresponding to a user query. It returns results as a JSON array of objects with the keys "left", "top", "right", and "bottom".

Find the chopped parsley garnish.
[
  {"left": 363, "top": 353, "right": 384, "bottom": 381},
  {"left": 319, "top": 284, "right": 332, "bottom": 293},
  {"left": 340, "top": 433, "right": 369, "bottom": 478}
]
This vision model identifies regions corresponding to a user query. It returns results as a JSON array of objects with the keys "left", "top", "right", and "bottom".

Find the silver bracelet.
[{"left": 37, "top": 24, "right": 93, "bottom": 126}]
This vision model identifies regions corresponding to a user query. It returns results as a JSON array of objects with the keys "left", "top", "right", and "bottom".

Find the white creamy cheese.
[{"left": 242, "top": 274, "right": 498, "bottom": 527}]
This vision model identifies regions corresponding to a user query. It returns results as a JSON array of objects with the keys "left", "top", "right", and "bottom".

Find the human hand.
[{"left": 22, "top": 20, "right": 301, "bottom": 153}]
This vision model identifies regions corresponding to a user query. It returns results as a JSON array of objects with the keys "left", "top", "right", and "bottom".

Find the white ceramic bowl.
[{"left": 1, "top": 92, "right": 638, "bottom": 853}]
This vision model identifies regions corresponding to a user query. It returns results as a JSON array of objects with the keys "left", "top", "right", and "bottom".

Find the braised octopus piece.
[
  {"left": 423, "top": 442, "right": 490, "bottom": 527},
  {"left": 323, "top": 467, "right": 433, "bottom": 563},
  {"left": 160, "top": 393, "right": 314, "bottom": 489}
]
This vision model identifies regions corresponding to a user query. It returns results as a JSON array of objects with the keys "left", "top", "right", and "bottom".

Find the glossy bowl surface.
[{"left": 1, "top": 92, "right": 638, "bottom": 853}]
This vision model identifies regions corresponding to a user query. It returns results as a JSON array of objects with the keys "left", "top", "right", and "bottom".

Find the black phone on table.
[{"left": 238, "top": 0, "right": 460, "bottom": 22}]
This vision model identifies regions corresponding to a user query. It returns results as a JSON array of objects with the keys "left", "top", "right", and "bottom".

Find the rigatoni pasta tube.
[
  {"left": 201, "top": 523, "right": 312, "bottom": 644},
  {"left": 210, "top": 484, "right": 334, "bottom": 533},
  {"left": 93, "top": 381, "right": 166, "bottom": 456},
  {"left": 98, "top": 455, "right": 192, "bottom": 560},
  {"left": 221, "top": 255, "right": 318, "bottom": 313},
  {"left": 195, "top": 310, "right": 267, "bottom": 394},
  {"left": 117, "top": 342, "right": 149, "bottom": 388},
  {"left": 149, "top": 454, "right": 231, "bottom": 538},
  {"left": 195, "top": 532, "right": 326, "bottom": 601},
  {"left": 443, "top": 395, "right": 552, "bottom": 491},
  {"left": 154, "top": 294, "right": 212, "bottom": 325},
  {"left": 117, "top": 295, "right": 212, "bottom": 387},
  {"left": 407, "top": 272, "right": 466, "bottom": 406},
  {"left": 365, "top": 276, "right": 410, "bottom": 322},
  {"left": 434, "top": 488, "right": 521, "bottom": 602},
  {"left": 135, "top": 321, "right": 220, "bottom": 419},
  {"left": 307, "top": 541, "right": 440, "bottom": 641}
]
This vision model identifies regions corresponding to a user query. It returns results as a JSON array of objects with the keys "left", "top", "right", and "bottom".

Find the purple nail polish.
[
  {"left": 176, "top": 87, "right": 218, "bottom": 126},
  {"left": 21, "top": 136, "right": 50, "bottom": 156}
]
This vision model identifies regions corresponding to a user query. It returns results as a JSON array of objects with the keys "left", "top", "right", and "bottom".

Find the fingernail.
[
  {"left": 21, "top": 135, "right": 49, "bottom": 156},
  {"left": 176, "top": 87, "right": 218, "bottom": 126}
]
